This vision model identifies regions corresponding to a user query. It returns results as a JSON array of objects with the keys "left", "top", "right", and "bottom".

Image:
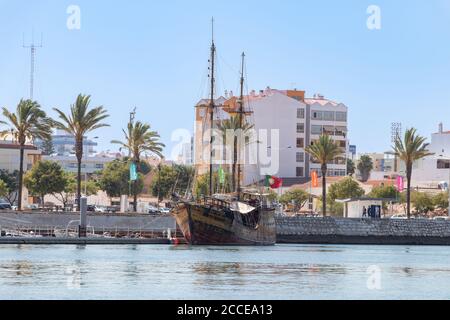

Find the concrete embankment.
[{"left": 276, "top": 217, "right": 450, "bottom": 245}]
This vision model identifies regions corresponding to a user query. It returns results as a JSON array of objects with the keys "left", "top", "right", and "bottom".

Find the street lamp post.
[{"left": 83, "top": 136, "right": 99, "bottom": 196}]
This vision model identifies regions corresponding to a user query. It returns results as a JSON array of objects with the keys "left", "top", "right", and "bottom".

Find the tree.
[
  {"left": 327, "top": 177, "right": 365, "bottom": 215},
  {"left": 171, "top": 164, "right": 195, "bottom": 195},
  {"left": 369, "top": 185, "right": 400, "bottom": 199},
  {"left": 393, "top": 128, "right": 434, "bottom": 218},
  {"left": 54, "top": 172, "right": 99, "bottom": 209},
  {"left": 411, "top": 191, "right": 434, "bottom": 214},
  {"left": 266, "top": 189, "right": 279, "bottom": 202},
  {"left": 194, "top": 171, "right": 232, "bottom": 198},
  {"left": 112, "top": 121, "right": 164, "bottom": 211},
  {"left": 433, "top": 192, "right": 449, "bottom": 210},
  {"left": 369, "top": 184, "right": 400, "bottom": 210},
  {"left": 40, "top": 137, "right": 55, "bottom": 156},
  {"left": 305, "top": 135, "right": 342, "bottom": 217},
  {"left": 1, "top": 100, "right": 53, "bottom": 210},
  {"left": 0, "top": 180, "right": 8, "bottom": 199},
  {"left": 0, "top": 170, "right": 19, "bottom": 205},
  {"left": 151, "top": 165, "right": 178, "bottom": 201},
  {"left": 347, "top": 159, "right": 356, "bottom": 176},
  {"left": 279, "top": 189, "right": 309, "bottom": 213},
  {"left": 23, "top": 161, "right": 67, "bottom": 205},
  {"left": 52, "top": 94, "right": 109, "bottom": 211},
  {"left": 98, "top": 159, "right": 143, "bottom": 198},
  {"left": 357, "top": 155, "right": 373, "bottom": 182},
  {"left": 328, "top": 177, "right": 365, "bottom": 201},
  {"left": 217, "top": 116, "right": 254, "bottom": 192}
]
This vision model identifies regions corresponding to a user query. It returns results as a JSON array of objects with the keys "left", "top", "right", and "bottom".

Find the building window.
[
  {"left": 335, "top": 157, "right": 346, "bottom": 165},
  {"left": 297, "top": 138, "right": 304, "bottom": 149},
  {"left": 335, "top": 126, "right": 347, "bottom": 137},
  {"left": 297, "top": 123, "right": 305, "bottom": 134},
  {"left": 312, "top": 111, "right": 323, "bottom": 120},
  {"left": 95, "top": 164, "right": 104, "bottom": 169},
  {"left": 437, "top": 160, "right": 450, "bottom": 169},
  {"left": 297, "top": 108, "right": 305, "bottom": 119},
  {"left": 311, "top": 125, "right": 323, "bottom": 135},
  {"left": 335, "top": 112, "right": 347, "bottom": 122},
  {"left": 296, "top": 152, "right": 305, "bottom": 163},
  {"left": 296, "top": 167, "right": 304, "bottom": 177},
  {"left": 338, "top": 140, "right": 347, "bottom": 148},
  {"left": 323, "top": 111, "right": 334, "bottom": 121}
]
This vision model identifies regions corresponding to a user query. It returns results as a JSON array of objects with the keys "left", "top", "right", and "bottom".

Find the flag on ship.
[{"left": 265, "top": 175, "right": 283, "bottom": 189}]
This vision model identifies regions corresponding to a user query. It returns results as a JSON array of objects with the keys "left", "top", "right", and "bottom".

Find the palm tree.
[
  {"left": 1, "top": 100, "right": 52, "bottom": 210},
  {"left": 357, "top": 155, "right": 374, "bottom": 182},
  {"left": 112, "top": 121, "right": 164, "bottom": 212},
  {"left": 217, "top": 116, "right": 254, "bottom": 192},
  {"left": 393, "top": 128, "right": 434, "bottom": 218},
  {"left": 305, "top": 135, "right": 342, "bottom": 217},
  {"left": 52, "top": 94, "right": 109, "bottom": 211}
]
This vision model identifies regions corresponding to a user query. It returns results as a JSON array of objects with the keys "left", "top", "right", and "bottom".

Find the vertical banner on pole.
[
  {"left": 130, "top": 162, "right": 138, "bottom": 181},
  {"left": 396, "top": 176, "right": 404, "bottom": 192},
  {"left": 311, "top": 171, "right": 319, "bottom": 188}
]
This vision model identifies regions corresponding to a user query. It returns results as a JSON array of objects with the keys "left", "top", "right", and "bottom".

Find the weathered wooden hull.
[{"left": 172, "top": 201, "right": 276, "bottom": 246}]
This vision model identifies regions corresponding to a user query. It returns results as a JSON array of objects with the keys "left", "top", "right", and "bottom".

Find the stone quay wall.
[{"left": 276, "top": 217, "right": 450, "bottom": 245}]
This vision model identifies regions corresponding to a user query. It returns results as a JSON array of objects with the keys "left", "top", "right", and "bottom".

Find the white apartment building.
[
  {"left": 175, "top": 137, "right": 194, "bottom": 166},
  {"left": 411, "top": 123, "right": 450, "bottom": 187},
  {"left": 194, "top": 88, "right": 348, "bottom": 187},
  {"left": 35, "top": 130, "right": 98, "bottom": 156},
  {"left": 42, "top": 154, "right": 118, "bottom": 175}
]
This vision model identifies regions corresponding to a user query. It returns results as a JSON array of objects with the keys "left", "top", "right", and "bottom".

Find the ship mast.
[
  {"left": 237, "top": 52, "right": 245, "bottom": 201},
  {"left": 208, "top": 18, "right": 216, "bottom": 197}
]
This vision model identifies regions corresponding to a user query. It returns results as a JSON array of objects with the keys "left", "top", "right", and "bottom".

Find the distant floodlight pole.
[
  {"left": 391, "top": 122, "right": 402, "bottom": 173},
  {"left": 23, "top": 31, "right": 43, "bottom": 100}
]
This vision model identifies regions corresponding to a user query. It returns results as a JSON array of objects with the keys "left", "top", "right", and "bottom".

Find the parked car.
[
  {"left": 27, "top": 204, "right": 40, "bottom": 211},
  {"left": 0, "top": 202, "right": 12, "bottom": 210},
  {"left": 87, "top": 205, "right": 96, "bottom": 212},
  {"left": 106, "top": 206, "right": 120, "bottom": 214},
  {"left": 94, "top": 206, "right": 108, "bottom": 213},
  {"left": 390, "top": 214, "right": 408, "bottom": 220},
  {"left": 148, "top": 205, "right": 159, "bottom": 214},
  {"left": 433, "top": 216, "right": 450, "bottom": 221},
  {"left": 159, "top": 207, "right": 171, "bottom": 214}
]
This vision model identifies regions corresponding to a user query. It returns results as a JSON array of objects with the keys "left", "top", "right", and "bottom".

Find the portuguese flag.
[{"left": 265, "top": 175, "right": 283, "bottom": 189}]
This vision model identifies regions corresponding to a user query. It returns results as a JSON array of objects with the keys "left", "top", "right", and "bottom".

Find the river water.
[{"left": 0, "top": 244, "right": 450, "bottom": 300}]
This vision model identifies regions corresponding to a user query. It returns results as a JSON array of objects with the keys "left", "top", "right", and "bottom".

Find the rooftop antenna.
[{"left": 23, "top": 30, "right": 43, "bottom": 100}]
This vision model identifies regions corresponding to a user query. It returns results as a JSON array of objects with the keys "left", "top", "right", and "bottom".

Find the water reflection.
[{"left": 0, "top": 244, "right": 450, "bottom": 299}]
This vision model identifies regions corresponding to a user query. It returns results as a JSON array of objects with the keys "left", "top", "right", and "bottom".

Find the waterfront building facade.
[
  {"left": 0, "top": 140, "right": 42, "bottom": 206},
  {"left": 194, "top": 88, "right": 349, "bottom": 187},
  {"left": 42, "top": 154, "right": 118, "bottom": 175},
  {"left": 411, "top": 123, "right": 450, "bottom": 187}
]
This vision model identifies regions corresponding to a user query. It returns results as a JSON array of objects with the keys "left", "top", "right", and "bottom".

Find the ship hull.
[{"left": 172, "top": 201, "right": 276, "bottom": 246}]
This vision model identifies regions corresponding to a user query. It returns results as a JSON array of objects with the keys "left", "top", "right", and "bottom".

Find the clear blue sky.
[{"left": 1, "top": 0, "right": 450, "bottom": 158}]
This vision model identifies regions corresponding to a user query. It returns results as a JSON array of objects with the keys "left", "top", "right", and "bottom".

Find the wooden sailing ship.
[{"left": 172, "top": 22, "right": 276, "bottom": 246}]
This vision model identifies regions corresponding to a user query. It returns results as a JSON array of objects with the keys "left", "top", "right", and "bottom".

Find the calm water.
[{"left": 1, "top": 244, "right": 450, "bottom": 300}]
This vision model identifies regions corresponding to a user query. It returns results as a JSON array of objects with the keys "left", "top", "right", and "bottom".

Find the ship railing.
[{"left": 197, "top": 196, "right": 232, "bottom": 210}]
